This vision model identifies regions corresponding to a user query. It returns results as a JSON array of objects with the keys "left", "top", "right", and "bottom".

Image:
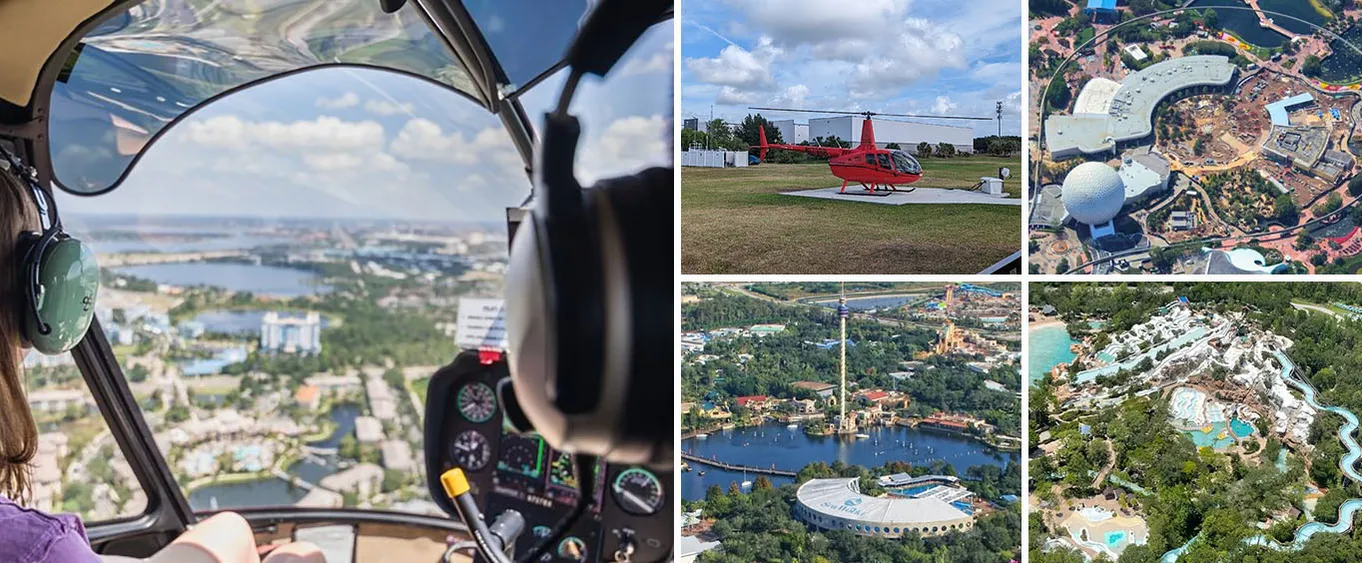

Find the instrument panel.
[{"left": 424, "top": 354, "right": 672, "bottom": 562}]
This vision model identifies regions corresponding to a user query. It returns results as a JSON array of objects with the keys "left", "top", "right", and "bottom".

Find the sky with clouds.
[
  {"left": 55, "top": 23, "right": 672, "bottom": 223},
  {"left": 680, "top": 0, "right": 1022, "bottom": 137}
]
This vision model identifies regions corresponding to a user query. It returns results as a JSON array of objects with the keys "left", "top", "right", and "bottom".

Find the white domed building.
[
  {"left": 1061, "top": 162, "right": 1126, "bottom": 238},
  {"left": 793, "top": 477, "right": 975, "bottom": 538}
]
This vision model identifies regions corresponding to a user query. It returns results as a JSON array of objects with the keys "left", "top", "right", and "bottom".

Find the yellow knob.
[{"left": 441, "top": 468, "right": 471, "bottom": 498}]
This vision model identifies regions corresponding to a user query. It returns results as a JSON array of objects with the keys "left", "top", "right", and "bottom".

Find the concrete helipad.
[{"left": 780, "top": 186, "right": 1022, "bottom": 206}]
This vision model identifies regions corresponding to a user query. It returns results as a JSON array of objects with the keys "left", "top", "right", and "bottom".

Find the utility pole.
[{"left": 996, "top": 101, "right": 1004, "bottom": 138}]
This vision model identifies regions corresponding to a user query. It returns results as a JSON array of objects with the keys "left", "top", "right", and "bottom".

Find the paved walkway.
[{"left": 780, "top": 187, "right": 1022, "bottom": 206}]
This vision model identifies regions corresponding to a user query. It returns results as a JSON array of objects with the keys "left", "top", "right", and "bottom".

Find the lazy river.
[{"left": 1161, "top": 350, "right": 1362, "bottom": 561}]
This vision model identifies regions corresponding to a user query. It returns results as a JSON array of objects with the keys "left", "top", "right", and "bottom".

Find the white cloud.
[
  {"left": 303, "top": 153, "right": 364, "bottom": 170},
  {"left": 184, "top": 115, "right": 386, "bottom": 153},
  {"left": 716, "top": 86, "right": 757, "bottom": 106},
  {"left": 390, "top": 118, "right": 521, "bottom": 168},
  {"left": 621, "top": 40, "right": 674, "bottom": 76},
  {"left": 932, "top": 96, "right": 957, "bottom": 115},
  {"left": 730, "top": 0, "right": 910, "bottom": 45},
  {"left": 971, "top": 61, "right": 1022, "bottom": 84},
  {"left": 769, "top": 85, "right": 811, "bottom": 108},
  {"left": 364, "top": 99, "right": 416, "bottom": 116},
  {"left": 685, "top": 0, "right": 1007, "bottom": 113},
  {"left": 578, "top": 114, "right": 669, "bottom": 184},
  {"left": 684, "top": 36, "right": 781, "bottom": 90},
  {"left": 846, "top": 19, "right": 966, "bottom": 98},
  {"left": 316, "top": 92, "right": 360, "bottom": 109}
]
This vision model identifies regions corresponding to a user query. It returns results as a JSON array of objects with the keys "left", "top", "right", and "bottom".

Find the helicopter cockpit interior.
[
  {"left": 0, "top": 0, "right": 673, "bottom": 561},
  {"left": 889, "top": 151, "right": 921, "bottom": 176}
]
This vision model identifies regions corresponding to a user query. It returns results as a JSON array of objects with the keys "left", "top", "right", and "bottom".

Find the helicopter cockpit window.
[
  {"left": 21, "top": 351, "right": 147, "bottom": 524},
  {"left": 892, "top": 150, "right": 921, "bottom": 175},
  {"left": 54, "top": 66, "right": 527, "bottom": 517},
  {"left": 518, "top": 20, "right": 673, "bottom": 184},
  {"left": 461, "top": 0, "right": 592, "bottom": 92},
  {"left": 48, "top": 0, "right": 480, "bottom": 196},
  {"left": 864, "top": 154, "right": 874, "bottom": 166},
  {"left": 876, "top": 153, "right": 891, "bottom": 170}
]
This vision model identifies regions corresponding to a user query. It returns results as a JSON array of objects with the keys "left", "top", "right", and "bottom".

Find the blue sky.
[
  {"left": 56, "top": 24, "right": 672, "bottom": 223},
  {"left": 680, "top": 0, "right": 1022, "bottom": 137}
]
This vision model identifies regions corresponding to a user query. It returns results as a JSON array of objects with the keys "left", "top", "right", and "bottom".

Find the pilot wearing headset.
[{"left": 0, "top": 153, "right": 327, "bottom": 563}]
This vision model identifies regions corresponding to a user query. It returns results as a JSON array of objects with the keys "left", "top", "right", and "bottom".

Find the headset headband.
[{"left": 1, "top": 145, "right": 63, "bottom": 336}]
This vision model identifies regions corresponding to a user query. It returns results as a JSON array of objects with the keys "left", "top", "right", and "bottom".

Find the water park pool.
[
  {"left": 1029, "top": 324, "right": 1078, "bottom": 386},
  {"left": 891, "top": 485, "right": 937, "bottom": 497},
  {"left": 1106, "top": 530, "right": 1128, "bottom": 548},
  {"left": 1184, "top": 419, "right": 1254, "bottom": 450},
  {"left": 1169, "top": 387, "right": 1206, "bottom": 423},
  {"left": 1187, "top": 422, "right": 1235, "bottom": 449},
  {"left": 1079, "top": 507, "right": 1114, "bottom": 523}
]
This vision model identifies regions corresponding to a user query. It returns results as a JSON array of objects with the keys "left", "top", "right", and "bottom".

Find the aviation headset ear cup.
[
  {"left": 597, "top": 166, "right": 674, "bottom": 466},
  {"left": 14, "top": 231, "right": 41, "bottom": 348},
  {"left": 20, "top": 235, "right": 100, "bottom": 355},
  {"left": 505, "top": 166, "right": 674, "bottom": 468}
]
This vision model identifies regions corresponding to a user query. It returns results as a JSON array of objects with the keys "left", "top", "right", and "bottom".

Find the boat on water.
[
  {"left": 787, "top": 423, "right": 798, "bottom": 429},
  {"left": 855, "top": 433, "right": 871, "bottom": 439},
  {"left": 695, "top": 433, "right": 708, "bottom": 439},
  {"left": 698, "top": 471, "right": 706, "bottom": 476}
]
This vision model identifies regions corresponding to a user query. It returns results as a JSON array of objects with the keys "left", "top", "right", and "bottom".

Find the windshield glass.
[
  {"left": 462, "top": 0, "right": 591, "bottom": 91},
  {"left": 49, "top": 0, "right": 480, "bottom": 196},
  {"left": 45, "top": 12, "right": 670, "bottom": 521},
  {"left": 55, "top": 66, "right": 525, "bottom": 517},
  {"left": 892, "top": 150, "right": 921, "bottom": 175},
  {"left": 517, "top": 23, "right": 673, "bottom": 184}
]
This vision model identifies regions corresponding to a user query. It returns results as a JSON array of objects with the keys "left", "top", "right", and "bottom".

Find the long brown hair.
[{"left": 0, "top": 158, "right": 41, "bottom": 503}]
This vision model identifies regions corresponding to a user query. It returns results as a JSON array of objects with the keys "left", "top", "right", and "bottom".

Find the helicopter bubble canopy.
[
  {"left": 47, "top": 0, "right": 599, "bottom": 196},
  {"left": 891, "top": 150, "right": 921, "bottom": 175}
]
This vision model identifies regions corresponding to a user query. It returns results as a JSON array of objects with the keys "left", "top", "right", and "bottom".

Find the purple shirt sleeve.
[
  {"left": 0, "top": 499, "right": 102, "bottom": 563},
  {"left": 40, "top": 526, "right": 103, "bottom": 563}
]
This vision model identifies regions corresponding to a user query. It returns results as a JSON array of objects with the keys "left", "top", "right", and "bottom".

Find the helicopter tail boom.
[
  {"left": 750, "top": 124, "right": 852, "bottom": 160},
  {"left": 758, "top": 125, "right": 769, "bottom": 161}
]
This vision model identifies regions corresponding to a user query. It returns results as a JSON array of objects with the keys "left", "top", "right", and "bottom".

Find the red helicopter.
[{"left": 750, "top": 107, "right": 992, "bottom": 194}]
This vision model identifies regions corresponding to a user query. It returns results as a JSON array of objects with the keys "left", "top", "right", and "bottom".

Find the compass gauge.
[
  {"left": 457, "top": 382, "right": 497, "bottom": 423},
  {"left": 449, "top": 429, "right": 490, "bottom": 472}
]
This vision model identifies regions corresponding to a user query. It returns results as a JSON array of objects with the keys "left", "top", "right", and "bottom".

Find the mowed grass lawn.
[{"left": 682, "top": 158, "right": 1022, "bottom": 274}]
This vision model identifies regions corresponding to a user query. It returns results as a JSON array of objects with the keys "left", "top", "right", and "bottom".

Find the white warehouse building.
[
  {"left": 771, "top": 119, "right": 810, "bottom": 145},
  {"left": 808, "top": 116, "right": 974, "bottom": 154}
]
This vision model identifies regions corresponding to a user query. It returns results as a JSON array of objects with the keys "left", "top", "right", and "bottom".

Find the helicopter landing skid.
[{"left": 837, "top": 181, "right": 915, "bottom": 196}]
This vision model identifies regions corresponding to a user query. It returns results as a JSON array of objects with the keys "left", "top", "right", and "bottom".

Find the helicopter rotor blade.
[
  {"left": 748, "top": 106, "right": 991, "bottom": 121},
  {"left": 874, "top": 112, "right": 992, "bottom": 121},
  {"left": 747, "top": 107, "right": 866, "bottom": 116}
]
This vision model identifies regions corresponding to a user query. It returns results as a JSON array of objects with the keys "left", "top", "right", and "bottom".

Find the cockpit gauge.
[
  {"left": 450, "top": 430, "right": 491, "bottom": 472},
  {"left": 556, "top": 537, "right": 588, "bottom": 561},
  {"left": 611, "top": 468, "right": 664, "bottom": 516},
  {"left": 497, "top": 434, "right": 545, "bottom": 479},
  {"left": 457, "top": 382, "right": 497, "bottom": 423}
]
